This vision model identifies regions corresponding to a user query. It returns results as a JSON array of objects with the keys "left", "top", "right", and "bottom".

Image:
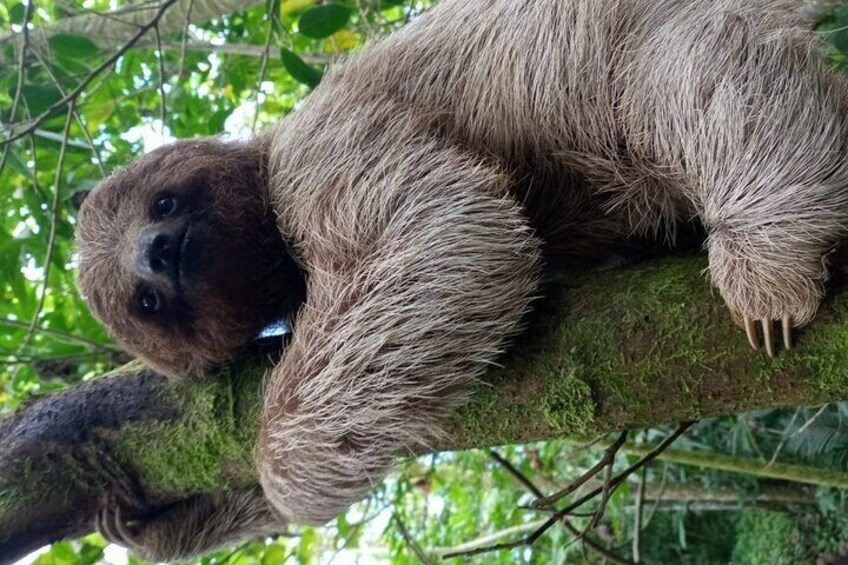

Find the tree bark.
[{"left": 3, "top": 252, "right": 848, "bottom": 562}]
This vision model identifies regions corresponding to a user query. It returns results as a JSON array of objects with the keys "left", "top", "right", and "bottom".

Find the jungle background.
[{"left": 5, "top": 1, "right": 848, "bottom": 563}]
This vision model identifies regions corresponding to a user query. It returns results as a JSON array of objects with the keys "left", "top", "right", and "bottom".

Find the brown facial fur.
[
  {"left": 76, "top": 139, "right": 304, "bottom": 377},
  {"left": 80, "top": 0, "right": 848, "bottom": 560}
]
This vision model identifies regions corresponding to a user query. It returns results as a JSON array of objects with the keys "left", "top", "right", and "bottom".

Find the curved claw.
[
  {"left": 96, "top": 506, "right": 142, "bottom": 552},
  {"left": 97, "top": 508, "right": 119, "bottom": 545},
  {"left": 761, "top": 319, "right": 775, "bottom": 357},
  {"left": 782, "top": 317, "right": 792, "bottom": 350},
  {"left": 744, "top": 316, "right": 759, "bottom": 350},
  {"left": 740, "top": 314, "right": 795, "bottom": 357}
]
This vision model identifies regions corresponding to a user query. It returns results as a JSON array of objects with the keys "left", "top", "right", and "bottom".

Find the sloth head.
[{"left": 76, "top": 139, "right": 305, "bottom": 377}]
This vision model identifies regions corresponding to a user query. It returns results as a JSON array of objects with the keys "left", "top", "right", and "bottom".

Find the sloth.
[{"left": 75, "top": 0, "right": 848, "bottom": 560}]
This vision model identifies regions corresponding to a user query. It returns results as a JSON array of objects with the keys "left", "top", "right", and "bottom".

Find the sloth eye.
[
  {"left": 136, "top": 287, "right": 161, "bottom": 314},
  {"left": 153, "top": 196, "right": 178, "bottom": 220}
]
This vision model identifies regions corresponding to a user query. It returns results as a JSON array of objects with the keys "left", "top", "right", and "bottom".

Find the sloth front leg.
[
  {"left": 96, "top": 488, "right": 285, "bottom": 562},
  {"left": 258, "top": 144, "right": 541, "bottom": 524}
]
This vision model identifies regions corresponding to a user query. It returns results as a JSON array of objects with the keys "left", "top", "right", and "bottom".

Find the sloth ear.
[{"left": 69, "top": 189, "right": 91, "bottom": 210}]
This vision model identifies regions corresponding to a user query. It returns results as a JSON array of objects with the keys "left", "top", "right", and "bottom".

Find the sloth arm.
[
  {"left": 258, "top": 139, "right": 541, "bottom": 525},
  {"left": 97, "top": 488, "right": 285, "bottom": 562}
]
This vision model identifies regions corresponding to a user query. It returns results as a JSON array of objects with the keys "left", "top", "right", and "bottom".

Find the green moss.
[
  {"left": 443, "top": 252, "right": 846, "bottom": 450},
  {"left": 731, "top": 510, "right": 804, "bottom": 565},
  {"left": 449, "top": 381, "right": 535, "bottom": 447},
  {"left": 110, "top": 363, "right": 266, "bottom": 495},
  {"left": 539, "top": 368, "right": 595, "bottom": 436}
]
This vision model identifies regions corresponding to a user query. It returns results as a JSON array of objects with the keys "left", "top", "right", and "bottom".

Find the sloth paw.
[
  {"left": 722, "top": 281, "right": 820, "bottom": 357},
  {"left": 709, "top": 239, "right": 825, "bottom": 358},
  {"left": 736, "top": 314, "right": 793, "bottom": 358},
  {"left": 95, "top": 506, "right": 144, "bottom": 554}
]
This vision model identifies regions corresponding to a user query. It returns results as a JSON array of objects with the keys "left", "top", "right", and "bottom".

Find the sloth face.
[{"left": 76, "top": 139, "right": 305, "bottom": 377}]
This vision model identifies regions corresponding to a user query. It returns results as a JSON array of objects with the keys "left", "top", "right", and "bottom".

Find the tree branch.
[{"left": 4, "top": 253, "right": 848, "bottom": 561}]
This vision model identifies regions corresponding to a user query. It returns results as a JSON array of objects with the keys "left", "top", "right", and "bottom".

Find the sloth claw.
[
  {"left": 96, "top": 506, "right": 141, "bottom": 551},
  {"left": 741, "top": 315, "right": 793, "bottom": 356},
  {"left": 744, "top": 316, "right": 759, "bottom": 350},
  {"left": 782, "top": 317, "right": 792, "bottom": 350},
  {"left": 761, "top": 319, "right": 775, "bottom": 357}
]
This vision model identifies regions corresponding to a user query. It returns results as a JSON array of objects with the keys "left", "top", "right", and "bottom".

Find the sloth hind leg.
[{"left": 617, "top": 2, "right": 848, "bottom": 354}]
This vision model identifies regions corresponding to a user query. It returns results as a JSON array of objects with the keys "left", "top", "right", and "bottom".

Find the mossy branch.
[{"left": 3, "top": 252, "right": 848, "bottom": 561}]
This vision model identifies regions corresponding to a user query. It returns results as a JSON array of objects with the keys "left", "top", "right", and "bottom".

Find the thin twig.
[
  {"left": 631, "top": 467, "right": 646, "bottom": 563},
  {"left": 251, "top": 3, "right": 277, "bottom": 132},
  {"left": 26, "top": 132, "right": 48, "bottom": 201},
  {"left": 17, "top": 101, "right": 75, "bottom": 353},
  {"left": 2, "top": 351, "right": 115, "bottom": 366},
  {"left": 641, "top": 462, "right": 667, "bottom": 529},
  {"left": 328, "top": 499, "right": 373, "bottom": 564},
  {"left": 767, "top": 407, "right": 801, "bottom": 467},
  {"left": 175, "top": 0, "right": 195, "bottom": 81},
  {"left": 445, "top": 423, "right": 693, "bottom": 559},
  {"left": 0, "top": 0, "right": 34, "bottom": 174},
  {"left": 30, "top": 49, "right": 105, "bottom": 176},
  {"left": 393, "top": 514, "right": 435, "bottom": 564},
  {"left": 150, "top": 41, "right": 334, "bottom": 64},
  {"left": 550, "top": 423, "right": 693, "bottom": 519},
  {"left": 489, "top": 450, "right": 539, "bottom": 494},
  {"left": 794, "top": 404, "right": 830, "bottom": 437},
  {"left": 153, "top": 23, "right": 167, "bottom": 131},
  {"left": 588, "top": 449, "right": 617, "bottom": 530},
  {"left": 432, "top": 519, "right": 551, "bottom": 558},
  {"left": 353, "top": 0, "right": 378, "bottom": 38},
  {"left": 483, "top": 450, "right": 632, "bottom": 565},
  {"left": 0, "top": 319, "right": 120, "bottom": 353},
  {"left": 559, "top": 433, "right": 608, "bottom": 459},
  {"left": 0, "top": 0, "right": 181, "bottom": 148},
  {"left": 532, "top": 431, "right": 628, "bottom": 509},
  {"left": 50, "top": 0, "right": 148, "bottom": 29},
  {"left": 766, "top": 402, "right": 830, "bottom": 465}
]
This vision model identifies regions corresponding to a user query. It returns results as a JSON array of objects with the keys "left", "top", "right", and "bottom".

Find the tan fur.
[
  {"left": 97, "top": 489, "right": 284, "bottom": 562},
  {"left": 75, "top": 0, "right": 848, "bottom": 558},
  {"left": 256, "top": 0, "right": 848, "bottom": 525}
]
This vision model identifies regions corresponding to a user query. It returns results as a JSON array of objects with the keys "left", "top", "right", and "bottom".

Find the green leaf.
[
  {"left": 8, "top": 3, "right": 25, "bottom": 25},
  {"left": 34, "top": 540, "right": 78, "bottom": 564},
  {"left": 261, "top": 545, "right": 288, "bottom": 565},
  {"left": 280, "top": 47, "right": 323, "bottom": 88},
  {"left": 48, "top": 34, "right": 100, "bottom": 59},
  {"left": 298, "top": 3, "right": 352, "bottom": 39},
  {"left": 0, "top": 240, "right": 23, "bottom": 297},
  {"left": 10, "top": 84, "right": 62, "bottom": 116}
]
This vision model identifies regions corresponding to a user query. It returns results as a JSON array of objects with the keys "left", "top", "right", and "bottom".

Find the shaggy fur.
[
  {"left": 75, "top": 0, "right": 848, "bottom": 559},
  {"left": 96, "top": 489, "right": 284, "bottom": 562}
]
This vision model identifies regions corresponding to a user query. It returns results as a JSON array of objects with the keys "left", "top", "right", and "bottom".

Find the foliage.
[
  {"left": 5, "top": 1, "right": 848, "bottom": 563},
  {"left": 731, "top": 510, "right": 803, "bottom": 565}
]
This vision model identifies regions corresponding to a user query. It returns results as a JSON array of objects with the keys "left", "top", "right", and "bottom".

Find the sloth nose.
[{"left": 137, "top": 228, "right": 179, "bottom": 281}]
